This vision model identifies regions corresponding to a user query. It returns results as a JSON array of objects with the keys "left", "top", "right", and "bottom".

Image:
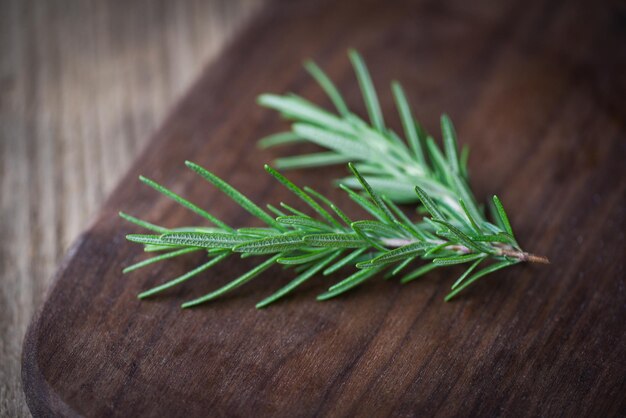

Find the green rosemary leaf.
[
  {"left": 119, "top": 212, "right": 169, "bottom": 234},
  {"left": 450, "top": 175, "right": 481, "bottom": 219},
  {"left": 385, "top": 129, "right": 410, "bottom": 150},
  {"left": 433, "top": 197, "right": 469, "bottom": 226},
  {"left": 451, "top": 256, "right": 486, "bottom": 289},
  {"left": 460, "top": 144, "right": 470, "bottom": 178},
  {"left": 440, "top": 114, "right": 460, "bottom": 174},
  {"left": 482, "top": 221, "right": 501, "bottom": 234},
  {"left": 123, "top": 247, "right": 199, "bottom": 274},
  {"left": 388, "top": 257, "right": 414, "bottom": 278},
  {"left": 323, "top": 248, "right": 367, "bottom": 275},
  {"left": 348, "top": 163, "right": 396, "bottom": 224},
  {"left": 292, "top": 123, "right": 371, "bottom": 160},
  {"left": 185, "top": 161, "right": 280, "bottom": 230},
  {"left": 351, "top": 220, "right": 401, "bottom": 239},
  {"left": 138, "top": 252, "right": 229, "bottom": 299},
  {"left": 474, "top": 232, "right": 519, "bottom": 249},
  {"left": 258, "top": 131, "right": 303, "bottom": 149},
  {"left": 279, "top": 202, "right": 309, "bottom": 218},
  {"left": 399, "top": 262, "right": 441, "bottom": 283},
  {"left": 414, "top": 186, "right": 445, "bottom": 220},
  {"left": 425, "top": 136, "right": 452, "bottom": 185},
  {"left": 445, "top": 260, "right": 519, "bottom": 301},
  {"left": 277, "top": 249, "right": 335, "bottom": 265},
  {"left": 492, "top": 195, "right": 516, "bottom": 239},
  {"left": 304, "top": 233, "right": 366, "bottom": 248},
  {"left": 338, "top": 176, "right": 417, "bottom": 204},
  {"left": 458, "top": 199, "right": 482, "bottom": 234},
  {"left": 171, "top": 226, "right": 224, "bottom": 233},
  {"left": 488, "top": 199, "right": 506, "bottom": 232},
  {"left": 126, "top": 234, "right": 172, "bottom": 247},
  {"left": 391, "top": 81, "right": 426, "bottom": 166},
  {"left": 304, "top": 60, "right": 349, "bottom": 116},
  {"left": 433, "top": 253, "right": 484, "bottom": 266},
  {"left": 352, "top": 162, "right": 385, "bottom": 175},
  {"left": 275, "top": 152, "right": 351, "bottom": 169},
  {"left": 276, "top": 216, "right": 335, "bottom": 231},
  {"left": 318, "top": 266, "right": 383, "bottom": 300},
  {"left": 236, "top": 227, "right": 280, "bottom": 237},
  {"left": 233, "top": 234, "right": 305, "bottom": 254},
  {"left": 393, "top": 220, "right": 423, "bottom": 242},
  {"left": 257, "top": 94, "right": 350, "bottom": 135},
  {"left": 139, "top": 175, "right": 232, "bottom": 232},
  {"left": 350, "top": 222, "right": 387, "bottom": 251},
  {"left": 381, "top": 196, "right": 424, "bottom": 239},
  {"left": 266, "top": 204, "right": 287, "bottom": 217},
  {"left": 423, "top": 241, "right": 452, "bottom": 258},
  {"left": 348, "top": 49, "right": 384, "bottom": 131},
  {"left": 293, "top": 260, "right": 318, "bottom": 273},
  {"left": 256, "top": 250, "right": 343, "bottom": 308},
  {"left": 161, "top": 232, "right": 249, "bottom": 249},
  {"left": 339, "top": 184, "right": 387, "bottom": 223},
  {"left": 431, "top": 219, "right": 493, "bottom": 254},
  {"left": 265, "top": 165, "right": 341, "bottom": 228},
  {"left": 182, "top": 254, "right": 281, "bottom": 308},
  {"left": 304, "top": 186, "right": 353, "bottom": 226},
  {"left": 358, "top": 242, "right": 427, "bottom": 268},
  {"left": 143, "top": 244, "right": 178, "bottom": 252}
]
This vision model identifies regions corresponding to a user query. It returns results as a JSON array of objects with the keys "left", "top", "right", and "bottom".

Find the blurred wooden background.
[{"left": 0, "top": 0, "right": 260, "bottom": 415}]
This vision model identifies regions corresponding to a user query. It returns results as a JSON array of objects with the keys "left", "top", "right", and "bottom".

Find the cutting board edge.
[{"left": 22, "top": 233, "right": 89, "bottom": 418}]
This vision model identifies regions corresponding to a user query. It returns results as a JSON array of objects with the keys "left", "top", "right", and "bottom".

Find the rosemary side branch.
[
  {"left": 121, "top": 161, "right": 546, "bottom": 308},
  {"left": 120, "top": 50, "right": 547, "bottom": 308}
]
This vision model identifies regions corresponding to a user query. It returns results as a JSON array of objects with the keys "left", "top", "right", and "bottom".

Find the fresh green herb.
[{"left": 121, "top": 51, "right": 548, "bottom": 308}]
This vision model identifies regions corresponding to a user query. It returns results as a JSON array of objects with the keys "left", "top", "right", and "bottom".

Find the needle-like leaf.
[
  {"left": 348, "top": 49, "right": 384, "bottom": 131},
  {"left": 445, "top": 260, "right": 519, "bottom": 301},
  {"left": 304, "top": 60, "right": 349, "bottom": 116},
  {"left": 492, "top": 195, "right": 516, "bottom": 240},
  {"left": 182, "top": 254, "right": 281, "bottom": 308},
  {"left": 139, "top": 176, "right": 232, "bottom": 232}
]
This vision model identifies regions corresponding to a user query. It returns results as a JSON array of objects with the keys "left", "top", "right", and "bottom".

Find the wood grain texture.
[
  {"left": 0, "top": 1, "right": 260, "bottom": 416},
  {"left": 20, "top": 0, "right": 626, "bottom": 416}
]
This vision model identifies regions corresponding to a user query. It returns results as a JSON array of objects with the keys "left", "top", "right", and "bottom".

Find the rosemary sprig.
[{"left": 121, "top": 50, "right": 548, "bottom": 308}]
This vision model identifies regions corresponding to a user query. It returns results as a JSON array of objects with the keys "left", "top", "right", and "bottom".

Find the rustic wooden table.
[
  {"left": 6, "top": 0, "right": 626, "bottom": 416},
  {"left": 16, "top": 0, "right": 626, "bottom": 416},
  {"left": 0, "top": 1, "right": 259, "bottom": 416}
]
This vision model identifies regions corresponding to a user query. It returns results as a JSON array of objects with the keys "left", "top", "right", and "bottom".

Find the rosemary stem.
[
  {"left": 498, "top": 249, "right": 550, "bottom": 264},
  {"left": 381, "top": 237, "right": 548, "bottom": 264}
]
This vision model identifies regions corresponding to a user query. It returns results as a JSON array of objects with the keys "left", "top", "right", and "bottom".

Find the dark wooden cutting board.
[{"left": 22, "top": 0, "right": 626, "bottom": 416}]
